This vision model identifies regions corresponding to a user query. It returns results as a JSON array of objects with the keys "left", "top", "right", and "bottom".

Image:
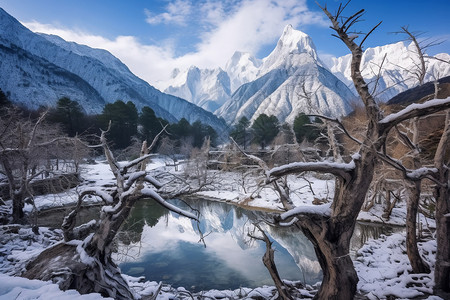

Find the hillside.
[{"left": 0, "top": 8, "right": 227, "bottom": 134}]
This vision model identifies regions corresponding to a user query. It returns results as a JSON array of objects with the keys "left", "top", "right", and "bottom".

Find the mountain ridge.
[
  {"left": 328, "top": 41, "right": 450, "bottom": 102},
  {"left": 165, "top": 25, "right": 354, "bottom": 124},
  {"left": 216, "top": 25, "right": 355, "bottom": 124},
  {"left": 0, "top": 8, "right": 227, "bottom": 134},
  {"left": 163, "top": 25, "right": 450, "bottom": 125}
]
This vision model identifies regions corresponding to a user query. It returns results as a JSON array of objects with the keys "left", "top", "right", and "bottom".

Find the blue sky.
[{"left": 0, "top": 0, "right": 449, "bottom": 88}]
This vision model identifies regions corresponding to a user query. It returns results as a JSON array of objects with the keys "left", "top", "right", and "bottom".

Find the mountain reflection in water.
[
  {"left": 36, "top": 197, "right": 401, "bottom": 292},
  {"left": 114, "top": 199, "right": 322, "bottom": 292}
]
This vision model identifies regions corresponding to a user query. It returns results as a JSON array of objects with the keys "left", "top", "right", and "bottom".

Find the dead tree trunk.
[
  {"left": 405, "top": 181, "right": 431, "bottom": 273},
  {"left": 250, "top": 223, "right": 293, "bottom": 300},
  {"left": 23, "top": 126, "right": 198, "bottom": 299},
  {"left": 296, "top": 216, "right": 357, "bottom": 299},
  {"left": 272, "top": 150, "right": 375, "bottom": 299},
  {"left": 434, "top": 110, "right": 450, "bottom": 296},
  {"left": 264, "top": 3, "right": 450, "bottom": 299}
]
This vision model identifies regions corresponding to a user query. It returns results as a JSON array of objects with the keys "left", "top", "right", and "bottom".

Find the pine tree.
[{"left": 252, "top": 114, "right": 279, "bottom": 149}]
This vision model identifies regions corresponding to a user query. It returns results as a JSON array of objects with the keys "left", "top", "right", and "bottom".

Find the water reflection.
[
  {"left": 114, "top": 199, "right": 322, "bottom": 291},
  {"left": 36, "top": 198, "right": 402, "bottom": 292}
]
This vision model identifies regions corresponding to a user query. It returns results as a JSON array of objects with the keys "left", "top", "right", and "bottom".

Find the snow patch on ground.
[
  {"left": 0, "top": 273, "right": 111, "bottom": 300},
  {"left": 0, "top": 158, "right": 443, "bottom": 299},
  {"left": 355, "top": 233, "right": 438, "bottom": 299}
]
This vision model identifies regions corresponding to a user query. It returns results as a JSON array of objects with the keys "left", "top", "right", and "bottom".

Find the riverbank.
[{"left": 0, "top": 159, "right": 442, "bottom": 299}]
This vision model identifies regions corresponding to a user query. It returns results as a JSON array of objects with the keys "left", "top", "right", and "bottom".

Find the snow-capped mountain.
[
  {"left": 163, "top": 51, "right": 262, "bottom": 114},
  {"left": 164, "top": 25, "right": 355, "bottom": 125},
  {"left": 0, "top": 37, "right": 106, "bottom": 113},
  {"left": 216, "top": 25, "right": 355, "bottom": 124},
  {"left": 329, "top": 41, "right": 450, "bottom": 102},
  {"left": 257, "top": 25, "right": 320, "bottom": 75},
  {"left": 225, "top": 51, "right": 261, "bottom": 93},
  {"left": 164, "top": 66, "right": 231, "bottom": 112},
  {"left": 0, "top": 8, "right": 227, "bottom": 134}
]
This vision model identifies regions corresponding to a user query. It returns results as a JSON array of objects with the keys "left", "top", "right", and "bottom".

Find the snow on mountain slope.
[
  {"left": 258, "top": 24, "right": 321, "bottom": 75},
  {"left": 165, "top": 25, "right": 353, "bottom": 125},
  {"left": 217, "top": 25, "right": 355, "bottom": 124},
  {"left": 0, "top": 38, "right": 106, "bottom": 114},
  {"left": 329, "top": 41, "right": 450, "bottom": 102},
  {"left": 225, "top": 51, "right": 261, "bottom": 93},
  {"left": 164, "top": 66, "right": 231, "bottom": 112},
  {"left": 163, "top": 51, "right": 262, "bottom": 114},
  {"left": 0, "top": 8, "right": 227, "bottom": 134}
]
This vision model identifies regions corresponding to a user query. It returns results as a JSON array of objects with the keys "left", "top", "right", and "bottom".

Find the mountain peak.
[
  {"left": 225, "top": 51, "right": 261, "bottom": 92},
  {"left": 227, "top": 51, "right": 261, "bottom": 68},
  {"left": 258, "top": 25, "right": 319, "bottom": 76},
  {"left": 277, "top": 24, "right": 317, "bottom": 59}
]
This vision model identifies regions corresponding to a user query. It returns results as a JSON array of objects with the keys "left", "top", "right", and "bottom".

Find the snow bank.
[
  {"left": 355, "top": 233, "right": 438, "bottom": 299},
  {"left": 0, "top": 274, "right": 111, "bottom": 300}
]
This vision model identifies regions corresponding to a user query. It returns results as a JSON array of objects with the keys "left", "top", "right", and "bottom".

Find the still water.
[
  {"left": 37, "top": 198, "right": 401, "bottom": 292},
  {"left": 114, "top": 199, "right": 322, "bottom": 292}
]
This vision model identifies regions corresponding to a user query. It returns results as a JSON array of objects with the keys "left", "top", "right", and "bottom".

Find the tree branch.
[
  {"left": 379, "top": 97, "right": 450, "bottom": 134},
  {"left": 140, "top": 188, "right": 198, "bottom": 220},
  {"left": 230, "top": 137, "right": 269, "bottom": 172},
  {"left": 359, "top": 21, "right": 382, "bottom": 48},
  {"left": 27, "top": 110, "right": 48, "bottom": 148},
  {"left": 268, "top": 160, "right": 354, "bottom": 183},
  {"left": 308, "top": 114, "right": 362, "bottom": 145}
]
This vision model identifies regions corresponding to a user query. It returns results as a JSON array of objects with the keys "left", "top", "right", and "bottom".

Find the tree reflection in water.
[
  {"left": 37, "top": 199, "right": 403, "bottom": 292},
  {"left": 114, "top": 199, "right": 321, "bottom": 291}
]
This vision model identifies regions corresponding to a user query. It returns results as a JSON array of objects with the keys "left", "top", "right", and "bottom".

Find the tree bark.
[
  {"left": 405, "top": 181, "right": 431, "bottom": 273},
  {"left": 434, "top": 111, "right": 450, "bottom": 296},
  {"left": 434, "top": 178, "right": 450, "bottom": 296},
  {"left": 23, "top": 243, "right": 134, "bottom": 299},
  {"left": 253, "top": 224, "right": 293, "bottom": 300},
  {"left": 297, "top": 215, "right": 358, "bottom": 300}
]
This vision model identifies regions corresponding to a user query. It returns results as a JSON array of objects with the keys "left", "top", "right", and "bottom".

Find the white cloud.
[
  {"left": 145, "top": 0, "right": 192, "bottom": 26},
  {"left": 22, "top": 0, "right": 327, "bottom": 89},
  {"left": 181, "top": 0, "right": 327, "bottom": 68},
  {"left": 23, "top": 21, "right": 178, "bottom": 88}
]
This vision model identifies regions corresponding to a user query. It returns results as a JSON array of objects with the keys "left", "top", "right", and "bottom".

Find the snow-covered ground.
[{"left": 0, "top": 158, "right": 442, "bottom": 299}]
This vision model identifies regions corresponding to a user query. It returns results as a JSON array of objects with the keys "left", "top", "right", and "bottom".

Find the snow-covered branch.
[
  {"left": 124, "top": 171, "right": 147, "bottom": 189},
  {"left": 144, "top": 175, "right": 163, "bottom": 189},
  {"left": 379, "top": 97, "right": 450, "bottom": 134},
  {"left": 280, "top": 203, "right": 332, "bottom": 221},
  {"left": 79, "top": 188, "right": 114, "bottom": 204},
  {"left": 141, "top": 188, "right": 198, "bottom": 220},
  {"left": 406, "top": 167, "right": 438, "bottom": 181},
  {"left": 268, "top": 160, "right": 354, "bottom": 182},
  {"left": 376, "top": 151, "right": 439, "bottom": 183}
]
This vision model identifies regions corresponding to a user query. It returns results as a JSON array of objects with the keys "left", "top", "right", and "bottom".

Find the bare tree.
[
  {"left": 23, "top": 125, "right": 198, "bottom": 299},
  {"left": 391, "top": 120, "right": 431, "bottom": 273},
  {"left": 251, "top": 2, "right": 450, "bottom": 299},
  {"left": 392, "top": 26, "right": 445, "bottom": 86},
  {"left": 432, "top": 110, "right": 450, "bottom": 296},
  {"left": 384, "top": 27, "right": 450, "bottom": 280},
  {"left": 158, "top": 136, "right": 180, "bottom": 171},
  {"left": 249, "top": 223, "right": 293, "bottom": 300},
  {"left": 0, "top": 107, "right": 83, "bottom": 224},
  {"left": 184, "top": 137, "right": 210, "bottom": 187}
]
